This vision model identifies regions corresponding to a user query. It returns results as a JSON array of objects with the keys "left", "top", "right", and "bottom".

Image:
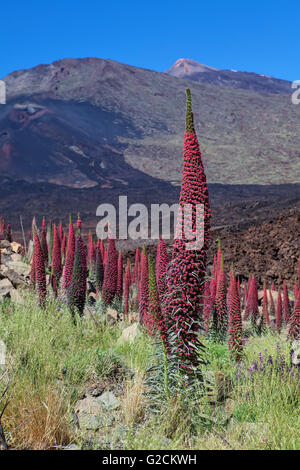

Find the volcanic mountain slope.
[
  {"left": 1, "top": 56, "right": 300, "bottom": 189},
  {"left": 166, "top": 58, "right": 293, "bottom": 95}
]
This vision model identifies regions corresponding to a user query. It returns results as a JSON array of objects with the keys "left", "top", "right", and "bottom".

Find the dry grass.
[
  {"left": 4, "top": 384, "right": 70, "bottom": 450},
  {"left": 121, "top": 372, "right": 146, "bottom": 426}
]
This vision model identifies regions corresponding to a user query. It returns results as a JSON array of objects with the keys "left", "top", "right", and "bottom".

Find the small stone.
[
  {"left": 117, "top": 322, "right": 140, "bottom": 345},
  {"left": 99, "top": 391, "right": 120, "bottom": 410}
]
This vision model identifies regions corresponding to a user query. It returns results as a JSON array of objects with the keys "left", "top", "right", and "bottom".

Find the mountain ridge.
[{"left": 1, "top": 56, "right": 299, "bottom": 189}]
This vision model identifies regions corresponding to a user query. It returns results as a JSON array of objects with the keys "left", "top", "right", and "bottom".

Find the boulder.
[
  {"left": 10, "top": 253, "right": 22, "bottom": 263},
  {"left": 74, "top": 391, "right": 119, "bottom": 432},
  {"left": 0, "top": 241, "right": 10, "bottom": 249},
  {"left": 2, "top": 268, "right": 28, "bottom": 288},
  {"left": 6, "top": 260, "right": 30, "bottom": 277},
  {"left": 98, "top": 391, "right": 120, "bottom": 411},
  {"left": 0, "top": 278, "right": 13, "bottom": 299},
  {"left": 117, "top": 322, "right": 140, "bottom": 345},
  {"left": 10, "top": 242, "right": 22, "bottom": 254}
]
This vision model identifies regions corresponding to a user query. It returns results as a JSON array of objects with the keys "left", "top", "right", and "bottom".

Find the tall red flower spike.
[
  {"left": 288, "top": 294, "right": 300, "bottom": 341},
  {"left": 67, "top": 232, "right": 87, "bottom": 316},
  {"left": 276, "top": 288, "right": 283, "bottom": 333},
  {"left": 124, "top": 263, "right": 131, "bottom": 317},
  {"left": 245, "top": 278, "right": 258, "bottom": 325},
  {"left": 41, "top": 217, "right": 48, "bottom": 266},
  {"left": 262, "top": 282, "right": 270, "bottom": 327},
  {"left": 156, "top": 238, "right": 169, "bottom": 301},
  {"left": 61, "top": 233, "right": 67, "bottom": 260},
  {"left": 88, "top": 232, "right": 93, "bottom": 269},
  {"left": 126, "top": 258, "right": 132, "bottom": 286},
  {"left": 133, "top": 248, "right": 139, "bottom": 284},
  {"left": 116, "top": 251, "right": 123, "bottom": 301},
  {"left": 203, "top": 280, "right": 212, "bottom": 332},
  {"left": 59, "top": 221, "right": 64, "bottom": 245},
  {"left": 145, "top": 256, "right": 158, "bottom": 337},
  {"left": 214, "top": 259, "right": 227, "bottom": 336},
  {"left": 52, "top": 224, "right": 62, "bottom": 285},
  {"left": 30, "top": 246, "right": 36, "bottom": 289},
  {"left": 34, "top": 230, "right": 47, "bottom": 305},
  {"left": 95, "top": 240, "right": 104, "bottom": 294},
  {"left": 139, "top": 247, "right": 149, "bottom": 325},
  {"left": 102, "top": 236, "right": 117, "bottom": 305},
  {"left": 269, "top": 287, "right": 276, "bottom": 318},
  {"left": 100, "top": 240, "right": 105, "bottom": 261},
  {"left": 282, "top": 281, "right": 291, "bottom": 325},
  {"left": 294, "top": 283, "right": 299, "bottom": 302},
  {"left": 228, "top": 269, "right": 243, "bottom": 362},
  {"left": 163, "top": 89, "right": 211, "bottom": 372},
  {"left": 62, "top": 216, "right": 75, "bottom": 291}
]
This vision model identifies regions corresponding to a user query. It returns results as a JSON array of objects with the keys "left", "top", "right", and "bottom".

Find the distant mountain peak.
[
  {"left": 165, "top": 57, "right": 291, "bottom": 95},
  {"left": 165, "top": 58, "right": 219, "bottom": 77}
]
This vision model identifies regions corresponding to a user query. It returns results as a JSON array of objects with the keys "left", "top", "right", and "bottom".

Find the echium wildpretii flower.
[
  {"left": 203, "top": 280, "right": 212, "bottom": 332},
  {"left": 156, "top": 238, "right": 169, "bottom": 302},
  {"left": 61, "top": 233, "right": 67, "bottom": 260},
  {"left": 163, "top": 89, "right": 211, "bottom": 373},
  {"left": 124, "top": 262, "right": 131, "bottom": 317},
  {"left": 67, "top": 220, "right": 87, "bottom": 316},
  {"left": 52, "top": 224, "right": 62, "bottom": 285},
  {"left": 214, "top": 256, "right": 227, "bottom": 339},
  {"left": 95, "top": 240, "right": 104, "bottom": 294},
  {"left": 33, "top": 228, "right": 47, "bottom": 305},
  {"left": 62, "top": 215, "right": 75, "bottom": 291},
  {"left": 276, "top": 288, "right": 283, "bottom": 333},
  {"left": 244, "top": 278, "right": 258, "bottom": 327},
  {"left": 228, "top": 268, "right": 243, "bottom": 362},
  {"left": 262, "top": 282, "right": 271, "bottom": 327},
  {"left": 269, "top": 286, "right": 276, "bottom": 318},
  {"left": 116, "top": 251, "right": 123, "bottom": 301},
  {"left": 102, "top": 235, "right": 117, "bottom": 305},
  {"left": 133, "top": 247, "right": 139, "bottom": 284},
  {"left": 144, "top": 256, "right": 158, "bottom": 336},
  {"left": 41, "top": 217, "right": 48, "bottom": 266},
  {"left": 88, "top": 232, "right": 95, "bottom": 273},
  {"left": 282, "top": 280, "right": 291, "bottom": 324},
  {"left": 30, "top": 246, "right": 36, "bottom": 289},
  {"left": 139, "top": 246, "right": 149, "bottom": 325}
]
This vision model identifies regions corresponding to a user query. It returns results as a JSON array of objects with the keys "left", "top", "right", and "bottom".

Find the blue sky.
[{"left": 1, "top": 0, "right": 299, "bottom": 81}]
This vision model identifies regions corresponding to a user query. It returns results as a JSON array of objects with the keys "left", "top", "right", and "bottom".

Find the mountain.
[
  {"left": 1, "top": 57, "right": 300, "bottom": 188},
  {"left": 165, "top": 58, "right": 293, "bottom": 95},
  {"left": 0, "top": 57, "right": 299, "bottom": 232}
]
